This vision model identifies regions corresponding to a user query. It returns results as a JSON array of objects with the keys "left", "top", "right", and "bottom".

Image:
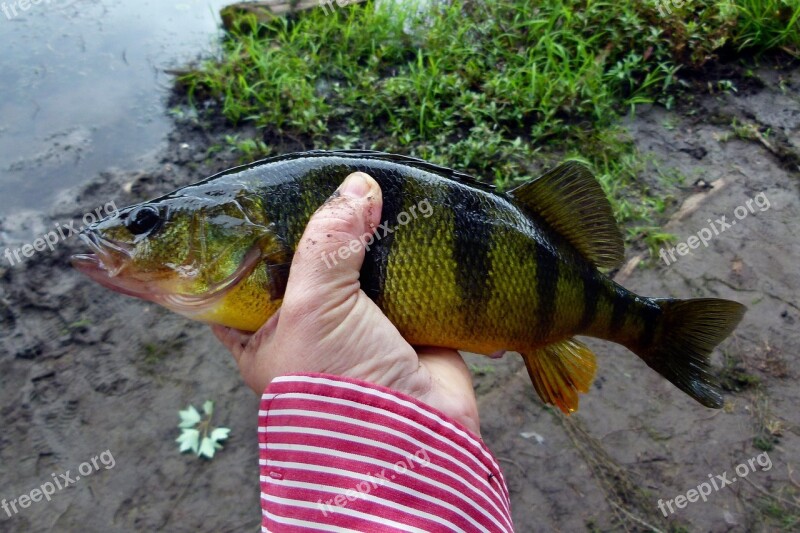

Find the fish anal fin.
[
  {"left": 510, "top": 161, "right": 624, "bottom": 269},
  {"left": 522, "top": 338, "right": 598, "bottom": 414}
]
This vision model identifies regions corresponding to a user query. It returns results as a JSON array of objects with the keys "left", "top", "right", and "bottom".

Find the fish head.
[{"left": 71, "top": 188, "right": 289, "bottom": 331}]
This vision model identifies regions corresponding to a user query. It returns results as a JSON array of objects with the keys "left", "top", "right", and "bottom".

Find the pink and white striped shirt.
[{"left": 258, "top": 374, "right": 514, "bottom": 532}]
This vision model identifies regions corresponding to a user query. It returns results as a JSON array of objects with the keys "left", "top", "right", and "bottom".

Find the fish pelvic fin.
[
  {"left": 509, "top": 161, "right": 624, "bottom": 269},
  {"left": 633, "top": 298, "right": 746, "bottom": 408},
  {"left": 522, "top": 338, "right": 597, "bottom": 415}
]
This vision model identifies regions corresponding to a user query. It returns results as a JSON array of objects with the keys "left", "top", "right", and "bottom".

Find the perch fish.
[{"left": 72, "top": 150, "right": 746, "bottom": 413}]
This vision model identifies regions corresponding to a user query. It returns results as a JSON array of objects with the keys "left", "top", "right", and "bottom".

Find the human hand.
[{"left": 211, "top": 172, "right": 481, "bottom": 436}]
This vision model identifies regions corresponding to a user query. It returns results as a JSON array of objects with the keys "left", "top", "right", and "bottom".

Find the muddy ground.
[{"left": 1, "top": 61, "right": 798, "bottom": 532}]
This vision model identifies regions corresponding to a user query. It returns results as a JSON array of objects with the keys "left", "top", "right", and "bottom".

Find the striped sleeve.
[{"left": 258, "top": 374, "right": 514, "bottom": 532}]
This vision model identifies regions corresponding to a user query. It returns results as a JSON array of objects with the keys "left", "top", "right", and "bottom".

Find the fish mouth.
[
  {"left": 71, "top": 232, "right": 143, "bottom": 297},
  {"left": 71, "top": 231, "right": 264, "bottom": 314}
]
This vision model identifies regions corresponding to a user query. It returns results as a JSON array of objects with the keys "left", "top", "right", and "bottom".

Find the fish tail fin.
[
  {"left": 521, "top": 338, "right": 597, "bottom": 415},
  {"left": 633, "top": 298, "right": 746, "bottom": 408}
]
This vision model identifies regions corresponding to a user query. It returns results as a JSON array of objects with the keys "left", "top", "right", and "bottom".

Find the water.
[{"left": 0, "top": 0, "right": 231, "bottom": 215}]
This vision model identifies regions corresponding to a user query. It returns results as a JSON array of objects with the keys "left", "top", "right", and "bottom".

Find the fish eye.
[{"left": 125, "top": 205, "right": 162, "bottom": 236}]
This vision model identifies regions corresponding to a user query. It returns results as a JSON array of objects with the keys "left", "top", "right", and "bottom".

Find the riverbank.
[{"left": 1, "top": 1, "right": 799, "bottom": 530}]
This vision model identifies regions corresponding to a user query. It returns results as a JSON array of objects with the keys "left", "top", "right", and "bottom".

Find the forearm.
[{"left": 258, "top": 374, "right": 513, "bottom": 532}]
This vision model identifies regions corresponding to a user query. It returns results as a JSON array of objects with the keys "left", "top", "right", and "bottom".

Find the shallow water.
[{"left": 0, "top": 0, "right": 230, "bottom": 214}]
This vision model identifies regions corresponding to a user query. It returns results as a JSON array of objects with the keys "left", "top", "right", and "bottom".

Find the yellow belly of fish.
[{"left": 191, "top": 266, "right": 280, "bottom": 332}]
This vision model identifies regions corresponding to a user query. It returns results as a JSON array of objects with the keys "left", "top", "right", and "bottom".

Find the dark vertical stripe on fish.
[
  {"left": 610, "top": 288, "right": 630, "bottom": 335},
  {"left": 269, "top": 161, "right": 345, "bottom": 249},
  {"left": 535, "top": 241, "right": 559, "bottom": 338},
  {"left": 450, "top": 186, "right": 493, "bottom": 314},
  {"left": 358, "top": 166, "right": 404, "bottom": 302},
  {"left": 577, "top": 274, "right": 599, "bottom": 333},
  {"left": 262, "top": 180, "right": 305, "bottom": 251},
  {"left": 638, "top": 299, "right": 660, "bottom": 349}
]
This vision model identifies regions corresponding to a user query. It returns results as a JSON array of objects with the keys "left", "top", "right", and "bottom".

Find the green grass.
[
  {"left": 176, "top": 0, "right": 799, "bottom": 234},
  {"left": 759, "top": 496, "right": 800, "bottom": 531},
  {"left": 735, "top": 0, "right": 800, "bottom": 51}
]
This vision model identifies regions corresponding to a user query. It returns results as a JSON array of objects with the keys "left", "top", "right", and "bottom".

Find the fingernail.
[{"left": 338, "top": 172, "right": 371, "bottom": 199}]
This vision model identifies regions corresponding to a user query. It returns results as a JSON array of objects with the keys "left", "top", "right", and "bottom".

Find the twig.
[
  {"left": 788, "top": 465, "right": 800, "bottom": 491},
  {"left": 497, "top": 456, "right": 526, "bottom": 475},
  {"left": 742, "top": 476, "right": 800, "bottom": 511},
  {"left": 614, "top": 254, "right": 644, "bottom": 284},
  {"left": 607, "top": 500, "right": 665, "bottom": 533}
]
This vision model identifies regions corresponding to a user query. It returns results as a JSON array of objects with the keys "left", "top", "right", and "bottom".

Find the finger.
[
  {"left": 210, "top": 324, "right": 251, "bottom": 364},
  {"left": 417, "top": 348, "right": 474, "bottom": 386},
  {"left": 283, "top": 172, "right": 383, "bottom": 312},
  {"left": 416, "top": 346, "right": 462, "bottom": 358}
]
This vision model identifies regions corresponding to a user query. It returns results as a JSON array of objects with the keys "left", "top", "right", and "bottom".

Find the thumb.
[{"left": 283, "top": 172, "right": 383, "bottom": 303}]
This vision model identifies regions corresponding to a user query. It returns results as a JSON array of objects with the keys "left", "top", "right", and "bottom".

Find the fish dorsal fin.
[
  {"left": 522, "top": 338, "right": 597, "bottom": 414},
  {"left": 510, "top": 161, "right": 624, "bottom": 269},
  {"left": 266, "top": 150, "right": 496, "bottom": 192},
  {"left": 196, "top": 150, "right": 497, "bottom": 194},
  {"left": 325, "top": 150, "right": 496, "bottom": 192}
]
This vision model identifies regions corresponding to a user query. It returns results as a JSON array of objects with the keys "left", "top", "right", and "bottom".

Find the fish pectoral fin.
[
  {"left": 509, "top": 161, "right": 624, "bottom": 269},
  {"left": 522, "top": 338, "right": 597, "bottom": 415}
]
